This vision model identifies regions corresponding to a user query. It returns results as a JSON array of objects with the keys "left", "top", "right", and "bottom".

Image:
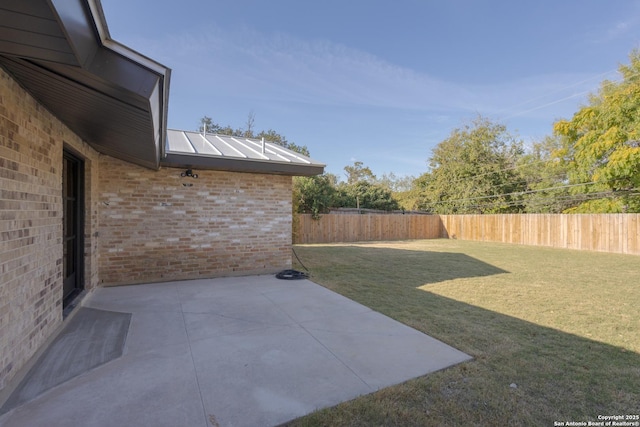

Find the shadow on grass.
[
  {"left": 401, "top": 291, "right": 640, "bottom": 424},
  {"left": 289, "top": 244, "right": 640, "bottom": 426},
  {"left": 306, "top": 244, "right": 509, "bottom": 285}
]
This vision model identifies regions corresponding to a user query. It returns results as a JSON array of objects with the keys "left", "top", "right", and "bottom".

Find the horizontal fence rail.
[{"left": 294, "top": 213, "right": 640, "bottom": 255}]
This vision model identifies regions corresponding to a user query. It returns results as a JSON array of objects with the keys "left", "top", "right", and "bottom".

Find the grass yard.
[{"left": 284, "top": 239, "right": 640, "bottom": 427}]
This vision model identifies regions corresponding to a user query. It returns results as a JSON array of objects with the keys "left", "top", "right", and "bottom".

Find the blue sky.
[{"left": 102, "top": 0, "right": 640, "bottom": 179}]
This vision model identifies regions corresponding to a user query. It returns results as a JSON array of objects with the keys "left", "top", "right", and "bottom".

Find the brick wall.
[
  {"left": 98, "top": 156, "right": 293, "bottom": 285},
  {"left": 0, "top": 67, "right": 100, "bottom": 391}
]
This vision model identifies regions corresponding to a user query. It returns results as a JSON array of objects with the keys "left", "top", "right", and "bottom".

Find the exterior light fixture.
[{"left": 181, "top": 169, "right": 198, "bottom": 178}]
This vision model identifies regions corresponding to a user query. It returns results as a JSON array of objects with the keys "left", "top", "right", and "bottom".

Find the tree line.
[{"left": 199, "top": 49, "right": 640, "bottom": 215}]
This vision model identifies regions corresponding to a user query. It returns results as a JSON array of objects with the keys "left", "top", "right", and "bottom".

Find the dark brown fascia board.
[
  {"left": 46, "top": 0, "right": 171, "bottom": 169},
  {"left": 47, "top": 0, "right": 100, "bottom": 68},
  {"left": 87, "top": 0, "right": 171, "bottom": 124},
  {"left": 162, "top": 153, "right": 325, "bottom": 177},
  {"left": 84, "top": 0, "right": 171, "bottom": 167},
  {"left": 1, "top": 0, "right": 170, "bottom": 169},
  {"left": 107, "top": 48, "right": 171, "bottom": 169}
]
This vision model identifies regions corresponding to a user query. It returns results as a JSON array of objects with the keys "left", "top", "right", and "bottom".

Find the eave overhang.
[
  {"left": 164, "top": 130, "right": 325, "bottom": 176},
  {"left": 163, "top": 152, "right": 325, "bottom": 176},
  {"left": 0, "top": 0, "right": 170, "bottom": 169}
]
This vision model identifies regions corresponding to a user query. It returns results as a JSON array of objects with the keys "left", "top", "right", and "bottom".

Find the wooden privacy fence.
[
  {"left": 294, "top": 213, "right": 640, "bottom": 255},
  {"left": 294, "top": 214, "right": 443, "bottom": 244}
]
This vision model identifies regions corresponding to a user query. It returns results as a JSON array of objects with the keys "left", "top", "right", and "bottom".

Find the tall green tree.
[
  {"left": 518, "top": 135, "right": 574, "bottom": 213},
  {"left": 293, "top": 174, "right": 337, "bottom": 219},
  {"left": 378, "top": 172, "right": 415, "bottom": 192},
  {"left": 333, "top": 161, "right": 401, "bottom": 210},
  {"left": 379, "top": 172, "right": 419, "bottom": 211},
  {"left": 343, "top": 161, "right": 376, "bottom": 184},
  {"left": 553, "top": 50, "right": 640, "bottom": 212},
  {"left": 335, "top": 181, "right": 399, "bottom": 211},
  {"left": 416, "top": 116, "right": 525, "bottom": 214}
]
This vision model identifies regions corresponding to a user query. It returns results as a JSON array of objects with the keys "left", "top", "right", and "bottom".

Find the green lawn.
[{"left": 284, "top": 239, "right": 640, "bottom": 427}]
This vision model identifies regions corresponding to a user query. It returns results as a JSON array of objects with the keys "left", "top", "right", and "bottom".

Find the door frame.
[{"left": 62, "top": 149, "right": 85, "bottom": 308}]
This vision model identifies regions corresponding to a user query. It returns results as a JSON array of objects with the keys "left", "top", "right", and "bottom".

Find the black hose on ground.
[
  {"left": 275, "top": 247, "right": 310, "bottom": 280},
  {"left": 275, "top": 269, "right": 309, "bottom": 280}
]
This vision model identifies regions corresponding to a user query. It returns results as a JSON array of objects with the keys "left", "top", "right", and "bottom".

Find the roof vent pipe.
[{"left": 262, "top": 137, "right": 265, "bottom": 154}]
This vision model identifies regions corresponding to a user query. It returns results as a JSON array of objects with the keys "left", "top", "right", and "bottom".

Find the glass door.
[{"left": 62, "top": 151, "right": 84, "bottom": 306}]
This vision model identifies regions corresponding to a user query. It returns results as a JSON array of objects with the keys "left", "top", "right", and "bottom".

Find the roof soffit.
[{"left": 0, "top": 0, "right": 170, "bottom": 170}]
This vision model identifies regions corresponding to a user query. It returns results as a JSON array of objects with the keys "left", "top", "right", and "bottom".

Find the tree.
[
  {"left": 378, "top": 172, "right": 415, "bottom": 192},
  {"left": 553, "top": 50, "right": 640, "bottom": 212},
  {"left": 343, "top": 161, "right": 376, "bottom": 184},
  {"left": 335, "top": 181, "right": 399, "bottom": 211},
  {"left": 377, "top": 172, "right": 418, "bottom": 210},
  {"left": 197, "top": 115, "right": 310, "bottom": 156},
  {"left": 293, "top": 174, "right": 336, "bottom": 219},
  {"left": 244, "top": 111, "right": 255, "bottom": 138},
  {"left": 518, "top": 135, "right": 574, "bottom": 213},
  {"left": 331, "top": 160, "right": 401, "bottom": 210},
  {"left": 255, "top": 129, "right": 310, "bottom": 157},
  {"left": 197, "top": 116, "right": 237, "bottom": 135},
  {"left": 416, "top": 116, "right": 525, "bottom": 214}
]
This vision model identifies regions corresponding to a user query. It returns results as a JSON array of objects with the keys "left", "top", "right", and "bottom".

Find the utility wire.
[
  {"left": 426, "top": 188, "right": 639, "bottom": 212},
  {"left": 426, "top": 181, "right": 597, "bottom": 205},
  {"left": 437, "top": 191, "right": 639, "bottom": 212},
  {"left": 426, "top": 157, "right": 552, "bottom": 188},
  {"left": 423, "top": 181, "right": 638, "bottom": 208},
  {"left": 452, "top": 172, "right": 570, "bottom": 191}
]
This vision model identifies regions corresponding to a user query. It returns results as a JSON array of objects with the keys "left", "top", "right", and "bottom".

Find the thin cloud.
[
  {"left": 601, "top": 17, "right": 638, "bottom": 43},
  {"left": 128, "top": 22, "right": 610, "bottom": 178},
  {"left": 588, "top": 1, "right": 640, "bottom": 44},
  {"left": 139, "top": 25, "right": 603, "bottom": 123}
]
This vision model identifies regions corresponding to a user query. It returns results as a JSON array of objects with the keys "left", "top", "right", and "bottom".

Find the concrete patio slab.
[{"left": 0, "top": 275, "right": 471, "bottom": 427}]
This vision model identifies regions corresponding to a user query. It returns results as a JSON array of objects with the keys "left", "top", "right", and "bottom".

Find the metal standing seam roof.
[{"left": 163, "top": 130, "right": 325, "bottom": 176}]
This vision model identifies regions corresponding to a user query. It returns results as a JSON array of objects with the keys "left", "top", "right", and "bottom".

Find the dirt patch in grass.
[{"left": 283, "top": 239, "right": 640, "bottom": 426}]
